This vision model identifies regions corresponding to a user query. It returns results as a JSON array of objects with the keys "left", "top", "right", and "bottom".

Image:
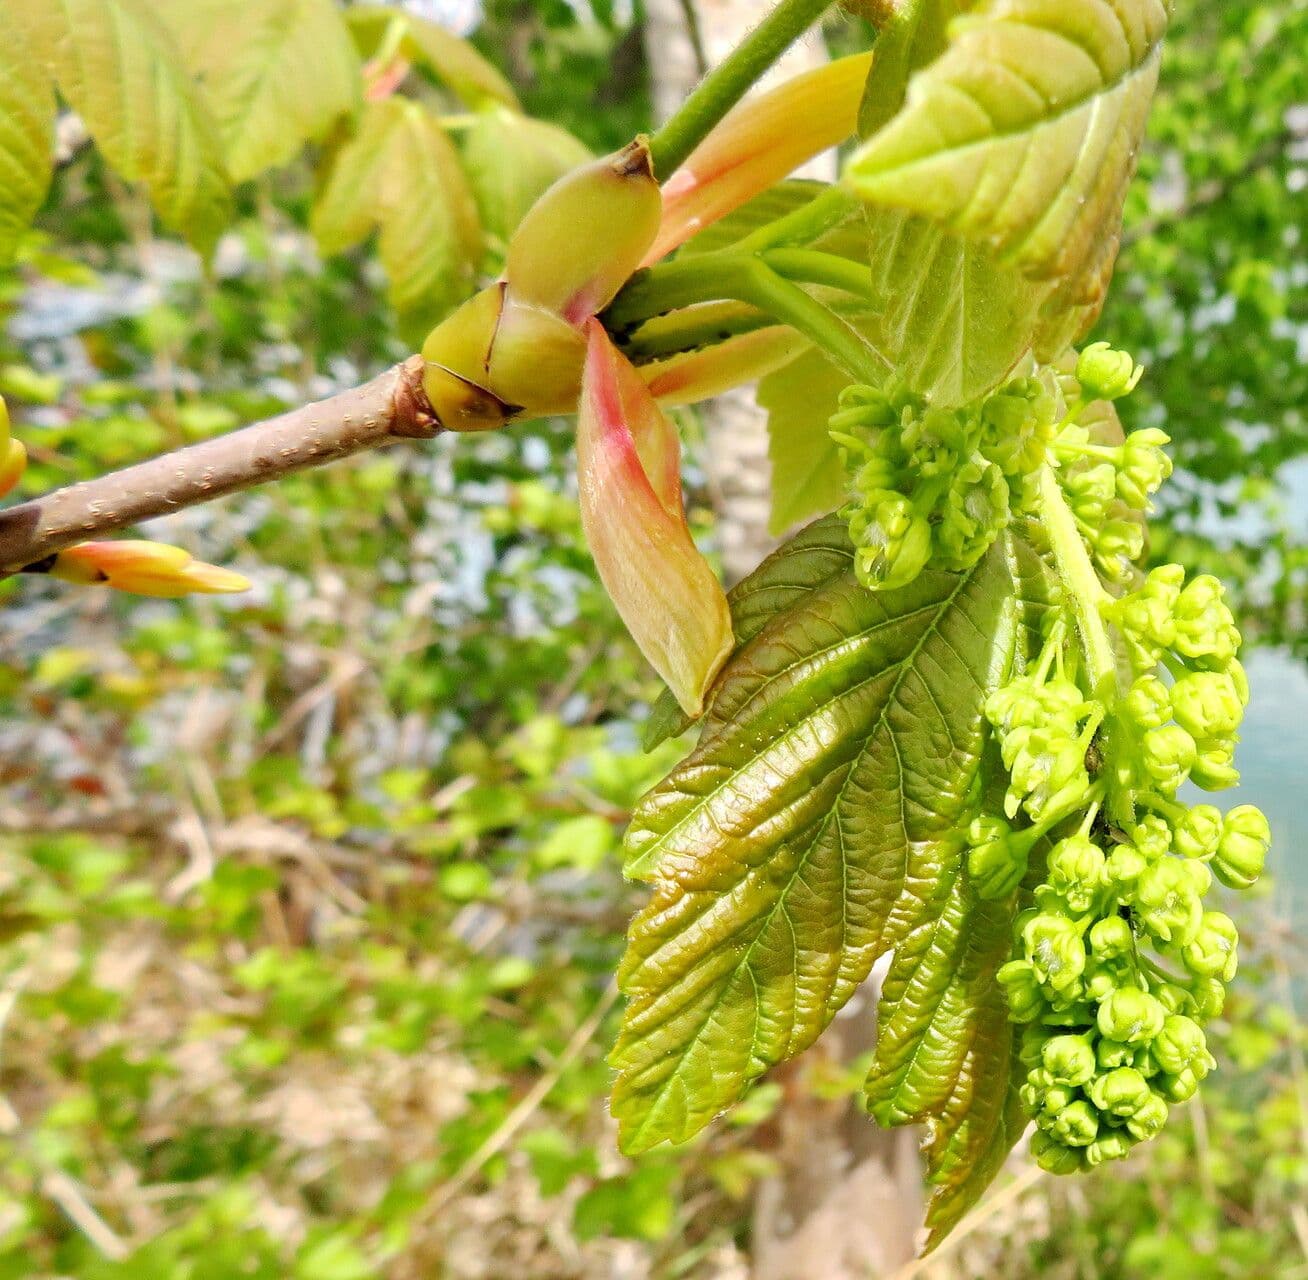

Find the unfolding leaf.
[
  {"left": 847, "top": 0, "right": 1170, "bottom": 333},
  {"left": 19, "top": 0, "right": 232, "bottom": 254},
  {"left": 312, "top": 100, "right": 481, "bottom": 342},
  {"left": 759, "top": 348, "right": 850, "bottom": 535},
  {"left": 0, "top": 11, "right": 54, "bottom": 265},
  {"left": 462, "top": 109, "right": 591, "bottom": 245},
  {"left": 161, "top": 0, "right": 360, "bottom": 184},
  {"left": 677, "top": 181, "right": 826, "bottom": 258},
  {"left": 612, "top": 528, "right": 1024, "bottom": 1153},
  {"left": 347, "top": 8, "right": 520, "bottom": 110}
]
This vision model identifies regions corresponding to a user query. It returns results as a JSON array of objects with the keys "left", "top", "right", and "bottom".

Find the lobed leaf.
[
  {"left": 0, "top": 10, "right": 55, "bottom": 265},
  {"left": 847, "top": 0, "right": 1171, "bottom": 334},
  {"left": 161, "top": 0, "right": 360, "bottom": 185},
  {"left": 612, "top": 527, "right": 1024, "bottom": 1153},
  {"left": 19, "top": 0, "right": 232, "bottom": 255}
]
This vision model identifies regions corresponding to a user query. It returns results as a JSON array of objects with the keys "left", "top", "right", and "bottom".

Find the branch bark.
[{"left": 0, "top": 356, "right": 439, "bottom": 576}]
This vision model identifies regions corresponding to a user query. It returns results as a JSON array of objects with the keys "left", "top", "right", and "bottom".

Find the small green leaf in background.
[
  {"left": 612, "top": 518, "right": 1023, "bottom": 1153},
  {"left": 0, "top": 10, "right": 54, "bottom": 266},
  {"left": 347, "top": 7, "right": 521, "bottom": 110},
  {"left": 161, "top": 0, "right": 360, "bottom": 184},
  {"left": 573, "top": 1163, "right": 679, "bottom": 1242},
  {"left": 462, "top": 108, "right": 591, "bottom": 247},
  {"left": 18, "top": 0, "right": 233, "bottom": 254}
]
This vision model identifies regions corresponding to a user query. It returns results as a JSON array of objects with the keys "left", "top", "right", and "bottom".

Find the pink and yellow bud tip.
[
  {"left": 0, "top": 395, "right": 27, "bottom": 500},
  {"left": 49, "top": 540, "right": 251, "bottom": 599}
]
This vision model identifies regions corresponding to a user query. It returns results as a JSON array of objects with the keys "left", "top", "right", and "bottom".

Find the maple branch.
[{"left": 0, "top": 356, "right": 440, "bottom": 577}]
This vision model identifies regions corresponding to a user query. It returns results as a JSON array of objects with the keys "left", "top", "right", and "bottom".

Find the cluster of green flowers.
[
  {"left": 829, "top": 375, "right": 1056, "bottom": 591},
  {"left": 959, "top": 344, "right": 1273, "bottom": 1174}
]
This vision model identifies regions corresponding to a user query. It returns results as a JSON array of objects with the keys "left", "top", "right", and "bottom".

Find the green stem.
[
  {"left": 622, "top": 302, "right": 772, "bottom": 361},
  {"left": 647, "top": 0, "right": 835, "bottom": 177},
  {"left": 736, "top": 183, "right": 859, "bottom": 253},
  {"left": 1038, "top": 466, "right": 1116, "bottom": 700},
  {"left": 761, "top": 248, "right": 874, "bottom": 299}
]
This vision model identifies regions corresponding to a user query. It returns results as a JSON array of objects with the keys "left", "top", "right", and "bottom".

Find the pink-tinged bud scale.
[
  {"left": 50, "top": 541, "right": 251, "bottom": 598},
  {"left": 576, "top": 322, "right": 732, "bottom": 715}
]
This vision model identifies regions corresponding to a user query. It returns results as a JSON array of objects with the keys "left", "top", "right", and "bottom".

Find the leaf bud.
[
  {"left": 1151, "top": 1014, "right": 1214, "bottom": 1079},
  {"left": 1075, "top": 342, "right": 1144, "bottom": 401},
  {"left": 1096, "top": 987, "right": 1167, "bottom": 1046},
  {"left": 50, "top": 540, "right": 250, "bottom": 598},
  {"left": 1181, "top": 911, "right": 1239, "bottom": 981},
  {"left": 1088, "top": 1065, "right": 1152, "bottom": 1117},
  {"left": 1132, "top": 858, "right": 1204, "bottom": 945},
  {"left": 1212, "top": 804, "right": 1270, "bottom": 890},
  {"left": 1173, "top": 804, "right": 1224, "bottom": 861}
]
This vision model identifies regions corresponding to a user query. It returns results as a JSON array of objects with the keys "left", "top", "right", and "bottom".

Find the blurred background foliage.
[{"left": 0, "top": 1, "right": 1305, "bottom": 1277}]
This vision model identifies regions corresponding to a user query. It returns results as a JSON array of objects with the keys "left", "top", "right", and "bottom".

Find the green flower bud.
[
  {"left": 1042, "top": 1034, "right": 1097, "bottom": 1087},
  {"left": 1090, "top": 916, "right": 1135, "bottom": 960},
  {"left": 967, "top": 815, "right": 1027, "bottom": 899},
  {"left": 1096, "top": 1037, "right": 1135, "bottom": 1070},
  {"left": 1030, "top": 1130, "right": 1087, "bottom": 1175},
  {"left": 998, "top": 960, "right": 1046, "bottom": 1023},
  {"left": 849, "top": 492, "right": 933, "bottom": 592},
  {"left": 935, "top": 456, "right": 1010, "bottom": 571},
  {"left": 1125, "top": 1092, "right": 1169, "bottom": 1141},
  {"left": 1093, "top": 518, "right": 1146, "bottom": 579},
  {"left": 1116, "top": 429, "right": 1173, "bottom": 509},
  {"left": 1082, "top": 958, "right": 1121, "bottom": 1002},
  {"left": 1151, "top": 1014, "right": 1214, "bottom": 1078},
  {"left": 1103, "top": 565, "right": 1183, "bottom": 670},
  {"left": 1227, "top": 658, "right": 1250, "bottom": 706},
  {"left": 1049, "top": 1099, "right": 1100, "bottom": 1147},
  {"left": 1085, "top": 1129, "right": 1136, "bottom": 1167},
  {"left": 1157, "top": 1068, "right": 1199, "bottom": 1103},
  {"left": 1023, "top": 914, "right": 1087, "bottom": 996},
  {"left": 1190, "top": 738, "right": 1240, "bottom": 791},
  {"left": 1171, "top": 671, "right": 1244, "bottom": 739},
  {"left": 1008, "top": 730, "right": 1091, "bottom": 822},
  {"left": 1097, "top": 987, "right": 1167, "bottom": 1045},
  {"left": 1131, "top": 815, "right": 1173, "bottom": 861},
  {"left": 1173, "top": 804, "right": 1224, "bottom": 861},
  {"left": 1140, "top": 724, "right": 1197, "bottom": 795},
  {"left": 1213, "top": 804, "right": 1270, "bottom": 890},
  {"left": 1076, "top": 343, "right": 1144, "bottom": 401},
  {"left": 1132, "top": 858, "right": 1204, "bottom": 945},
  {"left": 1181, "top": 911, "right": 1240, "bottom": 981},
  {"left": 982, "top": 380, "right": 1055, "bottom": 477},
  {"left": 1046, "top": 836, "right": 1106, "bottom": 913},
  {"left": 1124, "top": 675, "right": 1172, "bottom": 731},
  {"left": 1088, "top": 1065, "right": 1152, "bottom": 1117},
  {"left": 1105, "top": 843, "right": 1149, "bottom": 886},
  {"left": 1153, "top": 983, "right": 1196, "bottom": 1017},
  {"left": 1190, "top": 977, "right": 1226, "bottom": 1022},
  {"left": 1173, "top": 575, "right": 1240, "bottom": 666}
]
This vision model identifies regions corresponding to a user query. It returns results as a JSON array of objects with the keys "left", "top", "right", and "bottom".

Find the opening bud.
[{"left": 50, "top": 541, "right": 251, "bottom": 598}]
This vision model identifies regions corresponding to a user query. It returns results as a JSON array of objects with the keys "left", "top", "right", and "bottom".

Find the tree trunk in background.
[{"left": 642, "top": 3, "right": 922, "bottom": 1273}]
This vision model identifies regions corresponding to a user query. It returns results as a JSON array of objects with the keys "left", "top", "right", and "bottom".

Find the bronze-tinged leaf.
[{"left": 612, "top": 529, "right": 1024, "bottom": 1153}]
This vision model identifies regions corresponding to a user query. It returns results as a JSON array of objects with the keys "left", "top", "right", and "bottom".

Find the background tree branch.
[{"left": 0, "top": 356, "right": 439, "bottom": 576}]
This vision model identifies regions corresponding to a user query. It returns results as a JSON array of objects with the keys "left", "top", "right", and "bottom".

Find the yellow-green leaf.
[
  {"left": 462, "top": 109, "right": 590, "bottom": 246},
  {"left": 313, "top": 100, "right": 481, "bottom": 343},
  {"left": 0, "top": 9, "right": 55, "bottom": 265},
  {"left": 846, "top": 0, "right": 1170, "bottom": 291},
  {"left": 161, "top": 0, "right": 360, "bottom": 184},
  {"left": 347, "top": 8, "right": 520, "bottom": 110},
  {"left": 612, "top": 521, "right": 1023, "bottom": 1153},
  {"left": 19, "top": 0, "right": 232, "bottom": 254}
]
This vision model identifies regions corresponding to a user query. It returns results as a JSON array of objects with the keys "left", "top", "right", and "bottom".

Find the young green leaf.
[
  {"left": 859, "top": 0, "right": 973, "bottom": 138},
  {"left": 312, "top": 100, "right": 482, "bottom": 343},
  {"left": 462, "top": 110, "right": 592, "bottom": 247},
  {"left": 19, "top": 0, "right": 232, "bottom": 255},
  {"left": 0, "top": 12, "right": 55, "bottom": 265},
  {"left": 612, "top": 528, "right": 1023, "bottom": 1153},
  {"left": 160, "top": 0, "right": 360, "bottom": 185},
  {"left": 346, "top": 8, "right": 520, "bottom": 111},
  {"left": 847, "top": 0, "right": 1170, "bottom": 300}
]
